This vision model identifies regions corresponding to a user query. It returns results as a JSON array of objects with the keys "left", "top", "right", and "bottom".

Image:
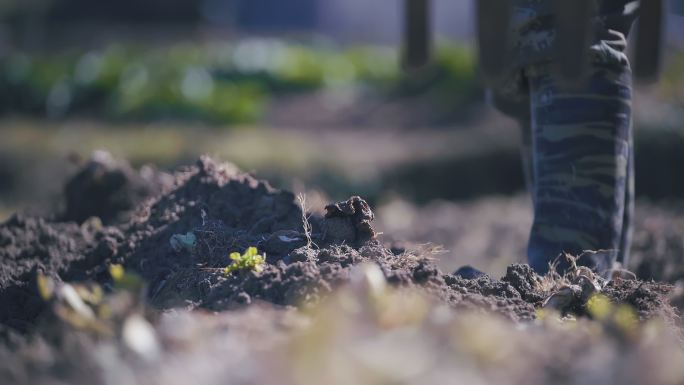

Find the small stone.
[
  {"left": 454, "top": 265, "right": 487, "bottom": 280},
  {"left": 262, "top": 230, "right": 307, "bottom": 256}
]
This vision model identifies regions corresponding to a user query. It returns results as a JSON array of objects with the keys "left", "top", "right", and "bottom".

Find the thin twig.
[{"left": 297, "top": 193, "right": 316, "bottom": 249}]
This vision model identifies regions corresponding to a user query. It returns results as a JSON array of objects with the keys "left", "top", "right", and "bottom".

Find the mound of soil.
[
  {"left": 62, "top": 151, "right": 173, "bottom": 225},
  {"left": 0, "top": 156, "right": 679, "bottom": 336},
  {"left": 116, "top": 157, "right": 536, "bottom": 321}
]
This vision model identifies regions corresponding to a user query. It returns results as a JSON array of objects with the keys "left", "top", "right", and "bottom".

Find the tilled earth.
[
  {"left": 376, "top": 196, "right": 684, "bottom": 284},
  {"left": 1, "top": 155, "right": 683, "bottom": 385}
]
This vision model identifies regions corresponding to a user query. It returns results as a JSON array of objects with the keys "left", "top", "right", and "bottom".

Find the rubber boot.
[{"left": 526, "top": 63, "right": 633, "bottom": 277}]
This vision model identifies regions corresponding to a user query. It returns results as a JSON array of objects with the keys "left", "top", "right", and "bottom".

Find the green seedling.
[
  {"left": 35, "top": 271, "right": 112, "bottom": 335},
  {"left": 224, "top": 247, "right": 266, "bottom": 275},
  {"left": 37, "top": 272, "right": 55, "bottom": 300},
  {"left": 587, "top": 293, "right": 639, "bottom": 338},
  {"left": 109, "top": 264, "right": 144, "bottom": 291}
]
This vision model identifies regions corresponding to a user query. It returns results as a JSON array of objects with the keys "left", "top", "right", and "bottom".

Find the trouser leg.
[
  {"left": 519, "top": 117, "right": 535, "bottom": 199},
  {"left": 618, "top": 129, "right": 634, "bottom": 266},
  {"left": 526, "top": 64, "right": 632, "bottom": 276}
]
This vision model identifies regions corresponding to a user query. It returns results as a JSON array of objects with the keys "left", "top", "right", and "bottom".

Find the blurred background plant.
[{"left": 0, "top": 41, "right": 480, "bottom": 124}]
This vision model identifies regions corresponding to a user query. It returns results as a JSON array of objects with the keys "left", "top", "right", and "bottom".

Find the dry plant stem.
[{"left": 297, "top": 193, "right": 315, "bottom": 249}]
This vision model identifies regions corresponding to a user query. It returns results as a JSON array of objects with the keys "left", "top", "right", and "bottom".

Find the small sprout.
[
  {"left": 535, "top": 308, "right": 548, "bottom": 320},
  {"left": 614, "top": 304, "right": 638, "bottom": 333},
  {"left": 75, "top": 284, "right": 104, "bottom": 305},
  {"left": 59, "top": 284, "right": 96, "bottom": 321},
  {"left": 586, "top": 293, "right": 641, "bottom": 338},
  {"left": 587, "top": 294, "right": 612, "bottom": 320},
  {"left": 170, "top": 232, "right": 197, "bottom": 252},
  {"left": 224, "top": 247, "right": 266, "bottom": 275},
  {"left": 109, "top": 264, "right": 125, "bottom": 281},
  {"left": 36, "top": 272, "right": 55, "bottom": 300},
  {"left": 81, "top": 216, "right": 103, "bottom": 231},
  {"left": 109, "top": 264, "right": 143, "bottom": 291}
]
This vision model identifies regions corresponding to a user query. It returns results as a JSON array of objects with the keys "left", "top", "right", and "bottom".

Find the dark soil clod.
[
  {"left": 62, "top": 151, "right": 172, "bottom": 225},
  {"left": 323, "top": 196, "right": 376, "bottom": 247},
  {"left": 453, "top": 265, "right": 487, "bottom": 280}
]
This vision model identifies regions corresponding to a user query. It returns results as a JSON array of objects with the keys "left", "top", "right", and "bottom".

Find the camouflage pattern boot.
[
  {"left": 490, "top": 0, "right": 640, "bottom": 277},
  {"left": 525, "top": 62, "right": 634, "bottom": 277}
]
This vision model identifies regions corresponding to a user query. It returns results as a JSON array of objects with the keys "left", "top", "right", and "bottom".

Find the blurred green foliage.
[
  {"left": 0, "top": 40, "right": 480, "bottom": 125},
  {"left": 658, "top": 51, "right": 684, "bottom": 103}
]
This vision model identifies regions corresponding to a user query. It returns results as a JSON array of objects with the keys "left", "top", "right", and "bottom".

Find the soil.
[
  {"left": 62, "top": 150, "right": 174, "bottom": 225},
  {"left": 0, "top": 155, "right": 682, "bottom": 385},
  {"left": 1, "top": 156, "right": 678, "bottom": 325},
  {"left": 0, "top": 215, "right": 125, "bottom": 331},
  {"left": 377, "top": 196, "right": 684, "bottom": 286}
]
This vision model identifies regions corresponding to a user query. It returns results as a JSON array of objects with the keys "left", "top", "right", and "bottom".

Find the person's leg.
[
  {"left": 519, "top": 116, "right": 535, "bottom": 199},
  {"left": 526, "top": 63, "right": 632, "bottom": 276},
  {"left": 617, "top": 126, "right": 634, "bottom": 266},
  {"left": 491, "top": 0, "right": 639, "bottom": 276}
]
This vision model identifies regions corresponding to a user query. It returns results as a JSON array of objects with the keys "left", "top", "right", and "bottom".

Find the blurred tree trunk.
[
  {"left": 20, "top": 5, "right": 47, "bottom": 51},
  {"left": 402, "top": 0, "right": 431, "bottom": 70},
  {"left": 1, "top": 0, "right": 51, "bottom": 51}
]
